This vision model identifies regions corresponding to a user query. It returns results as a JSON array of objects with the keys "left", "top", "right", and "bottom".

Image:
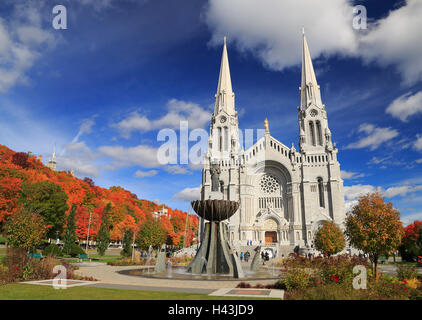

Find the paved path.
[{"left": 75, "top": 265, "right": 278, "bottom": 290}]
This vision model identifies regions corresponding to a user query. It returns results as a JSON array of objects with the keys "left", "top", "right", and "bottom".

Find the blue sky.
[{"left": 1, "top": 0, "right": 422, "bottom": 224}]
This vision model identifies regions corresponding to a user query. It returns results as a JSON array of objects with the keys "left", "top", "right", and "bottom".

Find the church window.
[
  {"left": 318, "top": 177, "right": 325, "bottom": 208},
  {"left": 308, "top": 231, "right": 311, "bottom": 240},
  {"left": 296, "top": 232, "right": 300, "bottom": 240},
  {"left": 218, "top": 127, "right": 222, "bottom": 152},
  {"left": 224, "top": 127, "right": 229, "bottom": 151},
  {"left": 260, "top": 174, "right": 280, "bottom": 194},
  {"left": 309, "top": 121, "right": 316, "bottom": 146},
  {"left": 316, "top": 121, "right": 323, "bottom": 145}
]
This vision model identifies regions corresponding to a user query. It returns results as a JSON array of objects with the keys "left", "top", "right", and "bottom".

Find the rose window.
[{"left": 260, "top": 174, "right": 280, "bottom": 194}]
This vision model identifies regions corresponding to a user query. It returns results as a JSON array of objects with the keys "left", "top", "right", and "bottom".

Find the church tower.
[
  {"left": 297, "top": 30, "right": 345, "bottom": 227},
  {"left": 47, "top": 145, "right": 57, "bottom": 171},
  {"left": 207, "top": 37, "right": 240, "bottom": 162},
  {"left": 298, "top": 30, "right": 333, "bottom": 154}
]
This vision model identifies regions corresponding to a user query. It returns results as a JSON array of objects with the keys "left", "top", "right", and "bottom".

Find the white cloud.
[
  {"left": 359, "top": 0, "right": 422, "bottom": 85},
  {"left": 344, "top": 184, "right": 378, "bottom": 201},
  {"left": 0, "top": 4, "right": 56, "bottom": 92},
  {"left": 414, "top": 134, "right": 422, "bottom": 151},
  {"left": 205, "top": 0, "right": 357, "bottom": 71},
  {"left": 344, "top": 184, "right": 378, "bottom": 213},
  {"left": 71, "top": 118, "right": 96, "bottom": 144},
  {"left": 205, "top": 0, "right": 422, "bottom": 85},
  {"left": 386, "top": 91, "right": 422, "bottom": 122},
  {"left": 384, "top": 185, "right": 422, "bottom": 198},
  {"left": 115, "top": 99, "right": 211, "bottom": 137},
  {"left": 135, "top": 169, "right": 158, "bottom": 178},
  {"left": 173, "top": 186, "right": 201, "bottom": 202},
  {"left": 345, "top": 123, "right": 398, "bottom": 151},
  {"left": 58, "top": 141, "right": 100, "bottom": 177},
  {"left": 98, "top": 144, "right": 161, "bottom": 168},
  {"left": 341, "top": 170, "right": 365, "bottom": 180},
  {"left": 165, "top": 165, "right": 191, "bottom": 175}
]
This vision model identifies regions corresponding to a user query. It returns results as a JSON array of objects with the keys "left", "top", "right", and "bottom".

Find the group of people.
[
  {"left": 261, "top": 251, "right": 270, "bottom": 264},
  {"left": 239, "top": 251, "right": 251, "bottom": 262}
]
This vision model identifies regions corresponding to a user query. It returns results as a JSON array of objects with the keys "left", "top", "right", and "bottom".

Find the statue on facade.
[{"left": 210, "top": 163, "right": 221, "bottom": 192}]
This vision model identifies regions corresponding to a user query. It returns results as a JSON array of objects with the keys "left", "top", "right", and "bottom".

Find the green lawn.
[{"left": 0, "top": 284, "right": 276, "bottom": 300}]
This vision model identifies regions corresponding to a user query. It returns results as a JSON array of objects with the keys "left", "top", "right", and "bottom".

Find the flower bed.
[{"left": 243, "top": 254, "right": 422, "bottom": 300}]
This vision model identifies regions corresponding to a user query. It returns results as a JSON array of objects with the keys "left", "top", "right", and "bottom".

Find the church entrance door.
[{"left": 265, "top": 231, "right": 277, "bottom": 243}]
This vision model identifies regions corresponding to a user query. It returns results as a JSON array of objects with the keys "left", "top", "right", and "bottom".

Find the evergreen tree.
[
  {"left": 97, "top": 203, "right": 111, "bottom": 256},
  {"left": 62, "top": 204, "right": 77, "bottom": 255},
  {"left": 121, "top": 228, "right": 133, "bottom": 258}
]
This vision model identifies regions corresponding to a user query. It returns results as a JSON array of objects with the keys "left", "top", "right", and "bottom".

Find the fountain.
[
  {"left": 186, "top": 199, "right": 244, "bottom": 278},
  {"left": 118, "top": 164, "right": 282, "bottom": 281}
]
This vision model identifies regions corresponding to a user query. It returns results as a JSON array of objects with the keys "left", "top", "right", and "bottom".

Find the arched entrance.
[
  {"left": 265, "top": 231, "right": 277, "bottom": 243},
  {"left": 263, "top": 218, "right": 278, "bottom": 244}
]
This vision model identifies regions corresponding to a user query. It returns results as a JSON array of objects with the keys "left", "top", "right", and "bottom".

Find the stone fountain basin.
[{"left": 191, "top": 199, "right": 239, "bottom": 222}]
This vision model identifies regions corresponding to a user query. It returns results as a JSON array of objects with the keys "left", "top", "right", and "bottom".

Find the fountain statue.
[
  {"left": 154, "top": 243, "right": 166, "bottom": 273},
  {"left": 187, "top": 199, "right": 244, "bottom": 278}
]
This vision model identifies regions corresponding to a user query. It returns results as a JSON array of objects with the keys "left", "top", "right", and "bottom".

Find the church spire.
[
  {"left": 214, "top": 36, "right": 235, "bottom": 116},
  {"left": 300, "top": 30, "right": 323, "bottom": 110}
]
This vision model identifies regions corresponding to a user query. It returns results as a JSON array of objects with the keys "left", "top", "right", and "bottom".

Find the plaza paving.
[{"left": 74, "top": 264, "right": 279, "bottom": 290}]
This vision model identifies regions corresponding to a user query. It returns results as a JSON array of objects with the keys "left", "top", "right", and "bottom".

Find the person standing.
[{"left": 240, "top": 251, "right": 244, "bottom": 262}]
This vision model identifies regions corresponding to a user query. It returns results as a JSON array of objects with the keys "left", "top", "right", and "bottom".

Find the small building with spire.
[
  {"left": 47, "top": 145, "right": 57, "bottom": 171},
  {"left": 200, "top": 31, "right": 346, "bottom": 256}
]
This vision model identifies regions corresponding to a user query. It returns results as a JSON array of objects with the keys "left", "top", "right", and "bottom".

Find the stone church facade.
[{"left": 199, "top": 34, "right": 346, "bottom": 256}]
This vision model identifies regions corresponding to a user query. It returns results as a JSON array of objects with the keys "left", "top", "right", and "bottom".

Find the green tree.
[
  {"left": 135, "top": 217, "right": 167, "bottom": 251},
  {"left": 314, "top": 221, "right": 345, "bottom": 256},
  {"left": 19, "top": 181, "right": 68, "bottom": 238},
  {"left": 97, "top": 203, "right": 111, "bottom": 256},
  {"left": 121, "top": 228, "right": 133, "bottom": 258},
  {"left": 5, "top": 209, "right": 46, "bottom": 252},
  {"left": 62, "top": 204, "right": 77, "bottom": 255},
  {"left": 345, "top": 192, "right": 403, "bottom": 275}
]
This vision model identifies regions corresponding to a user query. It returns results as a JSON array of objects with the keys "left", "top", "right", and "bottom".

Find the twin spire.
[{"left": 214, "top": 30, "right": 323, "bottom": 116}]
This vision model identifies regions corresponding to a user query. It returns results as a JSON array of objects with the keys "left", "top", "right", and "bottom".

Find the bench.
[
  {"left": 78, "top": 254, "right": 90, "bottom": 262},
  {"left": 29, "top": 253, "right": 42, "bottom": 259},
  {"left": 379, "top": 257, "right": 387, "bottom": 264}
]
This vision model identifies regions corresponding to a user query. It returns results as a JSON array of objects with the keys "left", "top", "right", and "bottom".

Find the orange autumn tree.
[
  {"left": 314, "top": 221, "right": 345, "bottom": 256},
  {"left": 345, "top": 192, "right": 403, "bottom": 275},
  {"left": 0, "top": 144, "right": 196, "bottom": 246}
]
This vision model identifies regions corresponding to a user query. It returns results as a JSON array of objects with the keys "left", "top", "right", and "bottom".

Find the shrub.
[
  {"left": 314, "top": 221, "right": 345, "bottom": 256},
  {"left": 0, "top": 265, "right": 9, "bottom": 284},
  {"left": 284, "top": 268, "right": 311, "bottom": 291},
  {"left": 5, "top": 247, "right": 30, "bottom": 281},
  {"left": 69, "top": 244, "right": 85, "bottom": 257},
  {"left": 42, "top": 244, "right": 62, "bottom": 257},
  {"left": 396, "top": 265, "right": 419, "bottom": 280},
  {"left": 107, "top": 257, "right": 154, "bottom": 266}
]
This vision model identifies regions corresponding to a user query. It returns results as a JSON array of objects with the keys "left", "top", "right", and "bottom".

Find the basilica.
[{"left": 199, "top": 33, "right": 346, "bottom": 256}]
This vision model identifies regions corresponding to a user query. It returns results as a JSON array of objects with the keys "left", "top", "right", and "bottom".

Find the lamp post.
[
  {"left": 131, "top": 230, "right": 136, "bottom": 262},
  {"left": 86, "top": 210, "right": 92, "bottom": 253}
]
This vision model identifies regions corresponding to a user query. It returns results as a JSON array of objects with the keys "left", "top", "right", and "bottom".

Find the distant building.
[
  {"left": 153, "top": 206, "right": 169, "bottom": 219},
  {"left": 47, "top": 145, "right": 57, "bottom": 171}
]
